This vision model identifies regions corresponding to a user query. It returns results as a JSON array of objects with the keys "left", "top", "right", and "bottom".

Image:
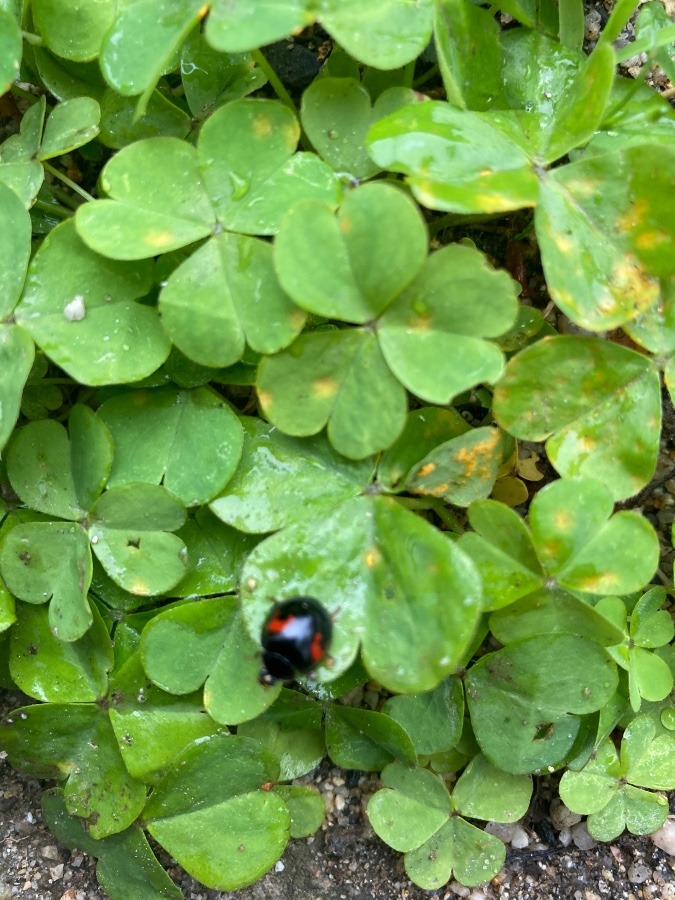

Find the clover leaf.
[
  {"left": 143, "top": 734, "right": 292, "bottom": 891},
  {"left": 560, "top": 716, "right": 675, "bottom": 841},
  {"left": 210, "top": 417, "right": 374, "bottom": 533},
  {"left": 460, "top": 478, "right": 658, "bottom": 611},
  {"left": 240, "top": 495, "right": 482, "bottom": 694},
  {"left": 367, "top": 757, "right": 531, "bottom": 889},
  {"left": 466, "top": 633, "right": 619, "bottom": 774},
  {"left": 367, "top": 101, "right": 540, "bottom": 215},
  {"left": 596, "top": 588, "right": 674, "bottom": 712},
  {"left": 43, "top": 789, "right": 182, "bottom": 900},
  {"left": 0, "top": 701, "right": 146, "bottom": 838},
  {"left": 98, "top": 387, "right": 243, "bottom": 506},
  {"left": 493, "top": 336, "right": 661, "bottom": 500}
]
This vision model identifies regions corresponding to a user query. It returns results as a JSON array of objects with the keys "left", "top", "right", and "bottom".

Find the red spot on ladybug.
[{"left": 259, "top": 597, "right": 332, "bottom": 685}]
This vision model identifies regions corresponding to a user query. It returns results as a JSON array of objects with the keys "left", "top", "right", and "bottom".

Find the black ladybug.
[{"left": 260, "top": 596, "right": 332, "bottom": 685}]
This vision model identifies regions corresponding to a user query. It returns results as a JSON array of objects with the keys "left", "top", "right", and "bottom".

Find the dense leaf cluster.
[{"left": 1, "top": 0, "right": 675, "bottom": 896}]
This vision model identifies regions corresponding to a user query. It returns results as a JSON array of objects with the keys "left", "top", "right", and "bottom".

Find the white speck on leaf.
[{"left": 64, "top": 295, "right": 86, "bottom": 321}]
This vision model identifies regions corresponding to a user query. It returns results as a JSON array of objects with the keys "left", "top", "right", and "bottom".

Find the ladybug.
[{"left": 259, "top": 596, "right": 332, "bottom": 685}]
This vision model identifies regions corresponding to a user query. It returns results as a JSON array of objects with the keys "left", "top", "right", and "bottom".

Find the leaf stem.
[
  {"left": 32, "top": 198, "right": 73, "bottom": 220},
  {"left": 595, "top": 0, "right": 641, "bottom": 48},
  {"left": 251, "top": 48, "right": 297, "bottom": 114},
  {"left": 21, "top": 30, "right": 43, "bottom": 46},
  {"left": 42, "top": 161, "right": 95, "bottom": 203}
]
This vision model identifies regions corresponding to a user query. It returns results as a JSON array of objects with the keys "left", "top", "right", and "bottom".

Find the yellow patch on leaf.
[
  {"left": 417, "top": 462, "right": 436, "bottom": 477},
  {"left": 311, "top": 376, "right": 338, "bottom": 399},
  {"left": 144, "top": 230, "right": 178, "bottom": 249},
  {"left": 576, "top": 571, "right": 619, "bottom": 592},
  {"left": 364, "top": 548, "right": 381, "bottom": 568},
  {"left": 553, "top": 509, "right": 573, "bottom": 530},
  {"left": 257, "top": 389, "right": 273, "bottom": 411},
  {"left": 252, "top": 115, "right": 273, "bottom": 139}
]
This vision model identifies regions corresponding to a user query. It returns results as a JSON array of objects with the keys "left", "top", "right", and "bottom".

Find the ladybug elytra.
[{"left": 260, "top": 596, "right": 332, "bottom": 685}]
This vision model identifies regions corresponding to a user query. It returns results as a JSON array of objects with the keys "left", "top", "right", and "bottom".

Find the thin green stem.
[
  {"left": 413, "top": 64, "right": 439, "bottom": 89},
  {"left": 251, "top": 48, "right": 296, "bottom": 113},
  {"left": 402, "top": 59, "right": 416, "bottom": 89},
  {"left": 21, "top": 30, "right": 43, "bottom": 46},
  {"left": 42, "top": 161, "right": 95, "bottom": 203},
  {"left": 32, "top": 198, "right": 73, "bottom": 220},
  {"left": 251, "top": 48, "right": 314, "bottom": 151}
]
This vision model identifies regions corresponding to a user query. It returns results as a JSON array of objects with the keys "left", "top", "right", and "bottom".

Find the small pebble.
[
  {"left": 628, "top": 863, "right": 651, "bottom": 884},
  {"left": 550, "top": 798, "right": 582, "bottom": 830},
  {"left": 651, "top": 816, "right": 675, "bottom": 855},
  {"left": 510, "top": 825, "right": 530, "bottom": 850},
  {"left": 571, "top": 821, "right": 597, "bottom": 851},
  {"left": 485, "top": 821, "right": 517, "bottom": 842}
]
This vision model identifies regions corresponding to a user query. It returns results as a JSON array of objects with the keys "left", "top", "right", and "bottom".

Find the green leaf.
[
  {"left": 15, "top": 220, "right": 167, "bottom": 384},
  {"left": 239, "top": 690, "right": 324, "bottom": 780},
  {"left": 98, "top": 387, "right": 243, "bottom": 506},
  {"left": 367, "top": 101, "right": 539, "bottom": 214},
  {"left": 6, "top": 419, "right": 84, "bottom": 520},
  {"left": 141, "top": 598, "right": 277, "bottom": 725},
  {"left": 493, "top": 336, "right": 661, "bottom": 500},
  {"left": 210, "top": 417, "right": 374, "bottom": 533},
  {"left": 0, "top": 575, "right": 15, "bottom": 634},
  {"left": 257, "top": 329, "right": 407, "bottom": 459},
  {"left": 466, "top": 634, "right": 618, "bottom": 773},
  {"left": 623, "top": 716, "right": 675, "bottom": 789},
  {"left": 588, "top": 786, "right": 668, "bottom": 841},
  {"left": 99, "top": 88, "right": 191, "bottom": 150},
  {"left": 32, "top": 0, "right": 116, "bottom": 62},
  {"left": 38, "top": 97, "right": 100, "bottom": 160},
  {"left": 0, "top": 8, "right": 21, "bottom": 94},
  {"left": 383, "top": 678, "right": 463, "bottom": 756},
  {"left": 100, "top": 0, "right": 205, "bottom": 97},
  {"left": 378, "top": 243, "right": 517, "bottom": 403},
  {"left": 300, "top": 77, "right": 381, "bottom": 178},
  {"left": 75, "top": 139, "right": 216, "bottom": 259},
  {"left": 274, "top": 183, "right": 427, "bottom": 324},
  {"left": 490, "top": 587, "right": 626, "bottom": 646},
  {"left": 108, "top": 654, "right": 223, "bottom": 784},
  {"left": 198, "top": 99, "right": 340, "bottom": 235},
  {"left": 367, "top": 763, "right": 451, "bottom": 851},
  {"left": 404, "top": 426, "right": 503, "bottom": 506},
  {"left": 0, "top": 703, "right": 145, "bottom": 837},
  {"left": 560, "top": 739, "right": 621, "bottom": 814},
  {"left": 240, "top": 495, "right": 483, "bottom": 693},
  {"left": 273, "top": 785, "right": 325, "bottom": 838},
  {"left": 535, "top": 153, "right": 661, "bottom": 331},
  {"left": 144, "top": 735, "right": 290, "bottom": 891},
  {"left": 542, "top": 43, "right": 615, "bottom": 164},
  {"left": 320, "top": 0, "right": 434, "bottom": 69},
  {"left": 528, "top": 477, "right": 659, "bottom": 594},
  {"left": 181, "top": 31, "right": 266, "bottom": 119},
  {"left": 452, "top": 753, "right": 532, "bottom": 822},
  {"left": 378, "top": 407, "right": 471, "bottom": 492},
  {"left": 404, "top": 816, "right": 505, "bottom": 890},
  {"left": 89, "top": 484, "right": 188, "bottom": 596},
  {"left": 458, "top": 500, "right": 544, "bottom": 611},
  {"left": 0, "top": 179, "right": 31, "bottom": 318},
  {"left": 636, "top": 0, "right": 675, "bottom": 83},
  {"left": 69, "top": 404, "right": 114, "bottom": 512},
  {"left": 43, "top": 789, "right": 182, "bottom": 900},
  {"left": 433, "top": 0, "right": 506, "bottom": 110},
  {"left": 0, "top": 325, "right": 34, "bottom": 452},
  {"left": 326, "top": 705, "right": 416, "bottom": 771},
  {"left": 0, "top": 522, "right": 93, "bottom": 642},
  {"left": 8, "top": 601, "right": 111, "bottom": 702},
  {"left": 173, "top": 508, "right": 258, "bottom": 597},
  {"left": 205, "top": 0, "right": 311, "bottom": 53},
  {"left": 159, "top": 232, "right": 306, "bottom": 367}
]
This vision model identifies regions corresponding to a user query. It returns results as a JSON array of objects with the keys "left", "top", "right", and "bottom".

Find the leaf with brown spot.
[{"left": 405, "top": 427, "right": 503, "bottom": 507}]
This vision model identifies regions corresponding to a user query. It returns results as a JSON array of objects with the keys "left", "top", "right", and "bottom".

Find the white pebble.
[
  {"left": 550, "top": 798, "right": 582, "bottom": 830},
  {"left": 274, "top": 860, "right": 285, "bottom": 873},
  {"left": 510, "top": 825, "right": 530, "bottom": 849},
  {"left": 485, "top": 821, "right": 517, "bottom": 842},
  {"left": 651, "top": 816, "right": 675, "bottom": 855},
  {"left": 628, "top": 863, "right": 651, "bottom": 884},
  {"left": 558, "top": 827, "right": 573, "bottom": 847},
  {"left": 571, "top": 821, "right": 596, "bottom": 851}
]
